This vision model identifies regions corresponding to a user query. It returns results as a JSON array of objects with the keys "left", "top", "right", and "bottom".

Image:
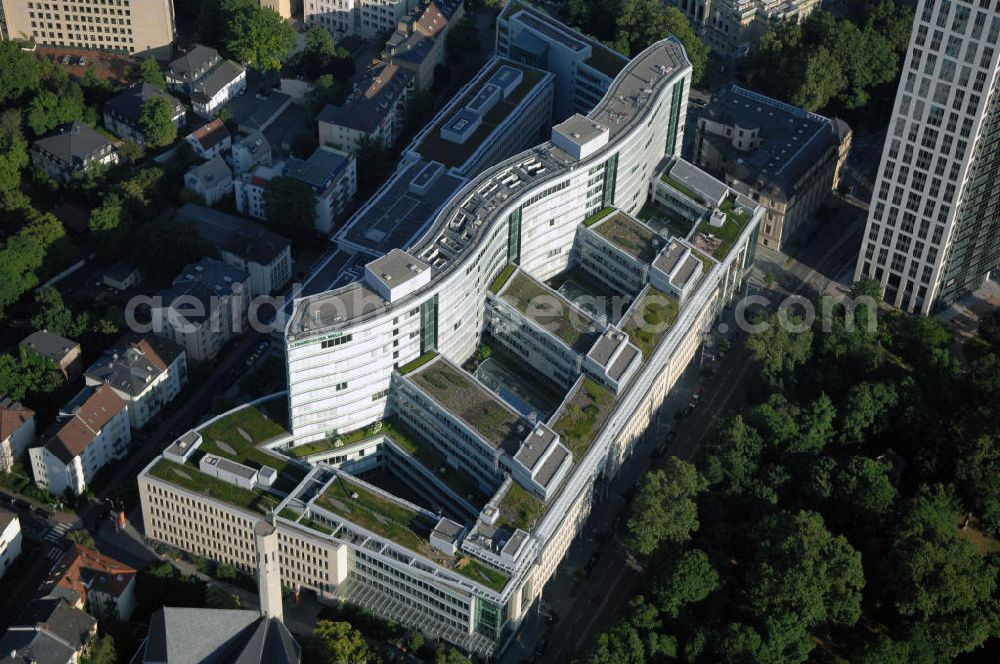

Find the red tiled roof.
[
  {"left": 0, "top": 399, "right": 34, "bottom": 442},
  {"left": 49, "top": 544, "right": 136, "bottom": 602}
]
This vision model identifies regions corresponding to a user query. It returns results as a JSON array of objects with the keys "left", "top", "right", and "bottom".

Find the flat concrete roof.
[{"left": 366, "top": 249, "right": 430, "bottom": 291}]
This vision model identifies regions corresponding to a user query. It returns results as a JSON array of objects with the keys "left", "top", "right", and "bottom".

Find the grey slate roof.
[
  {"left": 0, "top": 507, "right": 16, "bottom": 532},
  {"left": 159, "top": 258, "right": 248, "bottom": 325},
  {"left": 284, "top": 147, "right": 350, "bottom": 192},
  {"left": 167, "top": 45, "right": 221, "bottom": 83},
  {"left": 318, "top": 62, "right": 412, "bottom": 134},
  {"left": 143, "top": 608, "right": 300, "bottom": 664},
  {"left": 192, "top": 59, "right": 245, "bottom": 103},
  {"left": 697, "top": 84, "right": 847, "bottom": 198},
  {"left": 14, "top": 599, "right": 96, "bottom": 652},
  {"left": 0, "top": 629, "right": 76, "bottom": 664},
  {"left": 19, "top": 331, "right": 78, "bottom": 363},
  {"left": 31, "top": 123, "right": 114, "bottom": 169},
  {"left": 177, "top": 203, "right": 291, "bottom": 266},
  {"left": 84, "top": 334, "right": 184, "bottom": 397},
  {"left": 186, "top": 155, "right": 232, "bottom": 188}
]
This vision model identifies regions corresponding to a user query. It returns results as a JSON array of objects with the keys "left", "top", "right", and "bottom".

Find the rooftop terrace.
[
  {"left": 694, "top": 196, "right": 754, "bottom": 259},
  {"left": 550, "top": 377, "right": 616, "bottom": 461},
  {"left": 410, "top": 358, "right": 526, "bottom": 451},
  {"left": 500, "top": 271, "right": 599, "bottom": 353},
  {"left": 197, "top": 401, "right": 303, "bottom": 492},
  {"left": 497, "top": 481, "right": 544, "bottom": 531},
  {"left": 592, "top": 211, "right": 660, "bottom": 262},
  {"left": 623, "top": 286, "right": 679, "bottom": 359},
  {"left": 148, "top": 458, "right": 282, "bottom": 514},
  {"left": 414, "top": 62, "right": 549, "bottom": 170}
]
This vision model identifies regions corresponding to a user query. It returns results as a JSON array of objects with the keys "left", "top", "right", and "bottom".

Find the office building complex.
[
  {"left": 0, "top": 0, "right": 175, "bottom": 57},
  {"left": 332, "top": 57, "right": 555, "bottom": 258},
  {"left": 140, "top": 35, "right": 762, "bottom": 655},
  {"left": 693, "top": 85, "right": 852, "bottom": 249},
  {"left": 665, "top": 0, "right": 822, "bottom": 56},
  {"left": 854, "top": 0, "right": 1000, "bottom": 313},
  {"left": 496, "top": 1, "right": 628, "bottom": 121},
  {"left": 29, "top": 385, "right": 131, "bottom": 496}
]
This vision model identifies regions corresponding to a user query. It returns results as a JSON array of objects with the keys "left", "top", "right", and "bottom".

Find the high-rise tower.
[{"left": 854, "top": 0, "right": 1000, "bottom": 314}]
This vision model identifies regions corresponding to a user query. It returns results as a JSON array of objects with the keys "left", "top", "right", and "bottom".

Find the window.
[{"left": 335, "top": 382, "right": 347, "bottom": 391}]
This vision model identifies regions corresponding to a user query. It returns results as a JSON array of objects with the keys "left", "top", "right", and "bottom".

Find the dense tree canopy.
[
  {"left": 590, "top": 282, "right": 1000, "bottom": 662},
  {"left": 140, "top": 96, "right": 178, "bottom": 148},
  {"left": 263, "top": 176, "right": 318, "bottom": 243},
  {"left": 304, "top": 620, "right": 376, "bottom": 664},
  {"left": 223, "top": 3, "right": 296, "bottom": 71}
]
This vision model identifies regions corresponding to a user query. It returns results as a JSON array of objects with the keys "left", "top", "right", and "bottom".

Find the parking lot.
[{"left": 37, "top": 46, "right": 135, "bottom": 83}]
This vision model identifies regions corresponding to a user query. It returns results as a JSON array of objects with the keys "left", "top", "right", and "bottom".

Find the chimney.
[{"left": 254, "top": 519, "right": 283, "bottom": 622}]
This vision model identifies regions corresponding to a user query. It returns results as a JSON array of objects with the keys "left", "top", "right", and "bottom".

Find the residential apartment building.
[
  {"left": 103, "top": 83, "right": 186, "bottom": 146},
  {"left": 237, "top": 146, "right": 357, "bottom": 234},
  {"left": 140, "top": 36, "right": 763, "bottom": 656},
  {"left": 0, "top": 398, "right": 35, "bottom": 474},
  {"left": 177, "top": 204, "right": 294, "bottom": 297},
  {"left": 317, "top": 61, "right": 414, "bottom": 152},
  {"left": 261, "top": 0, "right": 299, "bottom": 20},
  {"left": 0, "top": 508, "right": 21, "bottom": 579},
  {"left": 232, "top": 131, "right": 272, "bottom": 175},
  {"left": 693, "top": 85, "right": 852, "bottom": 249},
  {"left": 30, "top": 122, "right": 118, "bottom": 182},
  {"left": 84, "top": 334, "right": 187, "bottom": 429},
  {"left": 854, "top": 0, "right": 1000, "bottom": 313},
  {"left": 153, "top": 258, "right": 251, "bottom": 361},
  {"left": 184, "top": 118, "right": 231, "bottom": 160},
  {"left": 0, "top": 0, "right": 176, "bottom": 57},
  {"left": 29, "top": 385, "right": 131, "bottom": 496},
  {"left": 44, "top": 544, "right": 137, "bottom": 621},
  {"left": 0, "top": 598, "right": 97, "bottom": 664},
  {"left": 495, "top": 1, "right": 628, "bottom": 122},
  {"left": 20, "top": 330, "right": 82, "bottom": 381},
  {"left": 305, "top": 0, "right": 417, "bottom": 39},
  {"left": 166, "top": 45, "right": 247, "bottom": 118},
  {"left": 381, "top": 0, "right": 464, "bottom": 91},
  {"left": 665, "top": 0, "right": 822, "bottom": 56},
  {"left": 184, "top": 155, "right": 233, "bottom": 205}
]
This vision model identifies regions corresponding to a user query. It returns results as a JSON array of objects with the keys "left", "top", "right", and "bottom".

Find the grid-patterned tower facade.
[{"left": 854, "top": 0, "right": 1000, "bottom": 313}]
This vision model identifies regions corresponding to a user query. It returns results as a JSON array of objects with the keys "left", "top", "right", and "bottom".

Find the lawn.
[
  {"left": 316, "top": 477, "right": 435, "bottom": 557},
  {"left": 398, "top": 351, "right": 438, "bottom": 375},
  {"left": 624, "top": 287, "right": 679, "bottom": 359},
  {"left": 696, "top": 196, "right": 752, "bottom": 259},
  {"left": 148, "top": 459, "right": 282, "bottom": 514},
  {"left": 501, "top": 271, "right": 598, "bottom": 353},
  {"left": 583, "top": 206, "right": 615, "bottom": 227},
  {"left": 637, "top": 201, "right": 694, "bottom": 239},
  {"left": 288, "top": 421, "right": 386, "bottom": 458},
  {"left": 411, "top": 359, "right": 524, "bottom": 450},
  {"left": 455, "top": 557, "right": 509, "bottom": 592},
  {"left": 199, "top": 403, "right": 304, "bottom": 492},
  {"left": 593, "top": 211, "right": 658, "bottom": 262},
  {"left": 552, "top": 378, "right": 617, "bottom": 461},
  {"left": 497, "top": 481, "right": 545, "bottom": 531},
  {"left": 489, "top": 264, "right": 516, "bottom": 294}
]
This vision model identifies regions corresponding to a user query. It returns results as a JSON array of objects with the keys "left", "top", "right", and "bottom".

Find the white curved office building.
[{"left": 140, "top": 34, "right": 763, "bottom": 657}]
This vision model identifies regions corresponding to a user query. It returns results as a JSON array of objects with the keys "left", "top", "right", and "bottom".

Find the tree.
[
  {"left": 745, "top": 311, "right": 813, "bottom": 383},
  {"left": 140, "top": 96, "right": 178, "bottom": 148},
  {"left": 833, "top": 456, "right": 896, "bottom": 514},
  {"left": 703, "top": 415, "right": 764, "bottom": 495},
  {"left": 354, "top": 135, "right": 395, "bottom": 193},
  {"left": 204, "top": 585, "right": 241, "bottom": 609},
  {"left": 133, "top": 57, "right": 166, "bottom": 88},
  {"left": 135, "top": 216, "right": 214, "bottom": 282},
  {"left": 305, "top": 74, "right": 349, "bottom": 117},
  {"left": 224, "top": 4, "right": 296, "bottom": 71},
  {"left": 954, "top": 434, "right": 1000, "bottom": 536},
  {"left": 657, "top": 7, "right": 708, "bottom": 85},
  {"left": 263, "top": 176, "right": 318, "bottom": 242},
  {"left": 26, "top": 87, "right": 88, "bottom": 137},
  {"left": 748, "top": 511, "right": 864, "bottom": 630},
  {"left": 434, "top": 646, "right": 471, "bottom": 664},
  {"left": 305, "top": 620, "right": 376, "bottom": 664},
  {"left": 120, "top": 140, "right": 145, "bottom": 165},
  {"left": 0, "top": 41, "right": 41, "bottom": 105},
  {"left": 32, "top": 287, "right": 88, "bottom": 338},
  {"left": 304, "top": 24, "right": 336, "bottom": 58},
  {"left": 839, "top": 381, "right": 898, "bottom": 444},
  {"left": 0, "top": 125, "right": 28, "bottom": 192},
  {"left": 790, "top": 46, "right": 846, "bottom": 111},
  {"left": 81, "top": 634, "right": 116, "bottom": 664},
  {"left": 66, "top": 528, "right": 96, "bottom": 548},
  {"left": 627, "top": 457, "right": 700, "bottom": 554},
  {"left": 887, "top": 487, "right": 997, "bottom": 658},
  {"left": 653, "top": 549, "right": 719, "bottom": 617}
]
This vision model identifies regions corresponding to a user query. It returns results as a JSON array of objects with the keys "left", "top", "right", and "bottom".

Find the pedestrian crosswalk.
[
  {"left": 45, "top": 546, "right": 64, "bottom": 561},
  {"left": 41, "top": 522, "right": 74, "bottom": 545}
]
